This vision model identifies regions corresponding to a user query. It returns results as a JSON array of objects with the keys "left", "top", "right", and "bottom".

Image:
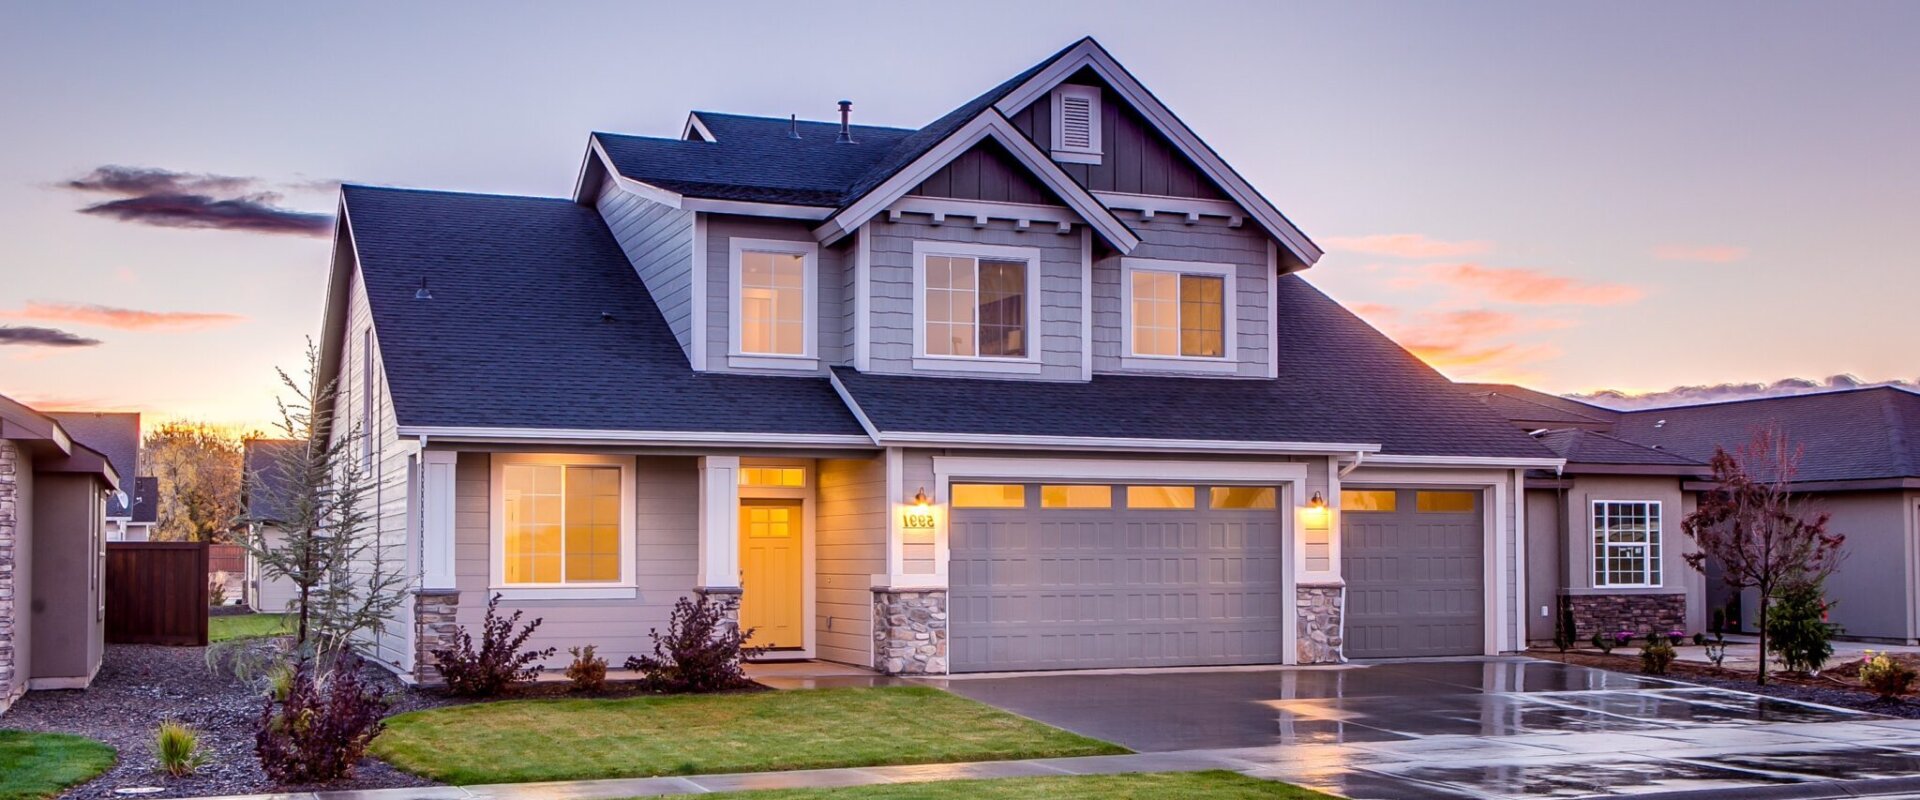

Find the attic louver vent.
[{"left": 1050, "top": 84, "right": 1102, "bottom": 163}]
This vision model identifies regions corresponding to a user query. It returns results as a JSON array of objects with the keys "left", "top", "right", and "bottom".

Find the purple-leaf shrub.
[{"left": 430, "top": 593, "right": 556, "bottom": 697}]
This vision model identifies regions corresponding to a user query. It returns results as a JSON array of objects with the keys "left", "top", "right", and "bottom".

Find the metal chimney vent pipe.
[
  {"left": 789, "top": 114, "right": 801, "bottom": 139},
  {"left": 836, "top": 100, "right": 855, "bottom": 143}
]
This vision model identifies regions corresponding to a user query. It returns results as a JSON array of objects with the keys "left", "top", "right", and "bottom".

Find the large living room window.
[
  {"left": 1122, "top": 258, "right": 1235, "bottom": 368},
  {"left": 914, "top": 241, "right": 1041, "bottom": 371},
  {"left": 1593, "top": 500, "right": 1661, "bottom": 587},
  {"left": 492, "top": 454, "right": 634, "bottom": 593},
  {"left": 729, "top": 238, "right": 817, "bottom": 368}
]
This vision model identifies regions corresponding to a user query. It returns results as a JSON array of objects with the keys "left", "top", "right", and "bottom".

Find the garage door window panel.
[
  {"left": 1342, "top": 490, "right": 1397, "bottom": 512},
  {"left": 1593, "top": 500, "right": 1661, "bottom": 587},
  {"left": 952, "top": 483, "right": 1026, "bottom": 508},
  {"left": 1210, "top": 486, "right": 1277, "bottom": 509},
  {"left": 1127, "top": 485, "right": 1196, "bottom": 509},
  {"left": 1041, "top": 485, "right": 1111, "bottom": 508}
]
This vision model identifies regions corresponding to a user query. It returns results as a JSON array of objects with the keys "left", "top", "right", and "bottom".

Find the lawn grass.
[
  {"left": 208, "top": 612, "right": 292, "bottom": 642},
  {"left": 372, "top": 686, "right": 1127, "bottom": 784},
  {"left": 0, "top": 730, "right": 116, "bottom": 800},
  {"left": 695, "top": 771, "right": 1334, "bottom": 799}
]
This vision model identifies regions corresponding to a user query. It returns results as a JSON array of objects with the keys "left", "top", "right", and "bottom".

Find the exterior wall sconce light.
[
  {"left": 903, "top": 488, "right": 935, "bottom": 530},
  {"left": 1302, "top": 490, "right": 1331, "bottom": 530}
]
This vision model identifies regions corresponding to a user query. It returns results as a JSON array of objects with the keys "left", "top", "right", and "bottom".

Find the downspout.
[{"left": 1338, "top": 449, "right": 1367, "bottom": 478}]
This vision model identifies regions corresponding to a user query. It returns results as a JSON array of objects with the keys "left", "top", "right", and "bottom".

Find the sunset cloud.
[
  {"left": 5, "top": 302, "right": 245, "bottom": 331},
  {"left": 1392, "top": 263, "right": 1645, "bottom": 306},
  {"left": 1574, "top": 374, "right": 1920, "bottom": 409},
  {"left": 1323, "top": 234, "right": 1493, "bottom": 259},
  {"left": 1348, "top": 303, "right": 1569, "bottom": 378},
  {"left": 64, "top": 165, "right": 333, "bottom": 237},
  {"left": 0, "top": 325, "right": 101, "bottom": 347},
  {"left": 1652, "top": 244, "right": 1749, "bottom": 264}
]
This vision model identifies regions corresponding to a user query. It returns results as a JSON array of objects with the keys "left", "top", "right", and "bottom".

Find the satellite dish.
[{"left": 113, "top": 490, "right": 130, "bottom": 509}]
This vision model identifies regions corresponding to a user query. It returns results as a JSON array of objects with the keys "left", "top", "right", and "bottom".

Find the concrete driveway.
[{"left": 931, "top": 658, "right": 1920, "bottom": 799}]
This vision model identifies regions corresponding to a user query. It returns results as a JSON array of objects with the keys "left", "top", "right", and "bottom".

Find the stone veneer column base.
[
  {"left": 412, "top": 588, "right": 460, "bottom": 686},
  {"left": 1296, "top": 584, "right": 1345, "bottom": 664},
  {"left": 0, "top": 440, "right": 19, "bottom": 711},
  {"left": 1566, "top": 592, "right": 1687, "bottom": 640},
  {"left": 693, "top": 586, "right": 743, "bottom": 634},
  {"left": 873, "top": 588, "right": 948, "bottom": 675}
]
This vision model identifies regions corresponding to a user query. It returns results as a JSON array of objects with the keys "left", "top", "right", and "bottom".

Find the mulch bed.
[{"left": 1534, "top": 648, "right": 1920, "bottom": 719}]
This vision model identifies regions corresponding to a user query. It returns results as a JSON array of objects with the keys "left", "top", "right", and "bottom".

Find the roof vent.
[
  {"left": 1654, "top": 419, "right": 1666, "bottom": 428},
  {"left": 414, "top": 278, "right": 432, "bottom": 300},
  {"left": 836, "top": 100, "right": 855, "bottom": 144},
  {"left": 789, "top": 114, "right": 801, "bottom": 140},
  {"left": 600, "top": 311, "right": 615, "bottom": 323}
]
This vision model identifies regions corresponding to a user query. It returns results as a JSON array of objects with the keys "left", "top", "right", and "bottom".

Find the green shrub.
[
  {"left": 154, "top": 720, "right": 210, "bottom": 777},
  {"left": 1640, "top": 640, "right": 1677, "bottom": 675},
  {"left": 565, "top": 645, "right": 607, "bottom": 693},
  {"left": 1859, "top": 651, "right": 1917, "bottom": 700},
  {"left": 1552, "top": 600, "right": 1576, "bottom": 653},
  {"left": 1767, "top": 581, "right": 1838, "bottom": 674},
  {"left": 1591, "top": 632, "right": 1614, "bottom": 654}
]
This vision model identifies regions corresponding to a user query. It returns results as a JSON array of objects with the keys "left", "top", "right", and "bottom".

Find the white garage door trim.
[{"left": 932, "top": 456, "right": 1311, "bottom": 663}]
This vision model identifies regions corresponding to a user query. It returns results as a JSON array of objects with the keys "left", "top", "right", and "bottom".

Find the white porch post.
[
  {"left": 697, "top": 456, "right": 742, "bottom": 590},
  {"left": 420, "top": 450, "right": 458, "bottom": 590}
]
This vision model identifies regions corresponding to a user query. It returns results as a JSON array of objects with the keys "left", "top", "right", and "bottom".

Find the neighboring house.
[
  {"left": 317, "top": 37, "right": 1561, "bottom": 684},
  {"left": 47, "top": 412, "right": 155, "bottom": 542},
  {"left": 0, "top": 394, "right": 118, "bottom": 715},
  {"left": 1468, "top": 383, "right": 1920, "bottom": 645},
  {"left": 241, "top": 438, "right": 302, "bottom": 613}
]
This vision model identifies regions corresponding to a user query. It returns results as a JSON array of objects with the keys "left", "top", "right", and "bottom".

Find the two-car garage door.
[{"left": 948, "top": 481, "right": 1486, "bottom": 672}]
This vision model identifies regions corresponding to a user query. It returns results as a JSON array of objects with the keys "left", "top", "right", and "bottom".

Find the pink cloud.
[
  {"left": 1396, "top": 263, "right": 1645, "bottom": 306},
  {"left": 5, "top": 301, "right": 245, "bottom": 331},
  {"left": 1323, "top": 234, "right": 1494, "bottom": 259},
  {"left": 1348, "top": 303, "right": 1571, "bottom": 378},
  {"left": 1652, "top": 244, "right": 1748, "bottom": 264}
]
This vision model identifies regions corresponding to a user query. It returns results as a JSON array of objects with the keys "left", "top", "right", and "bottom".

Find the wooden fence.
[
  {"left": 106, "top": 541, "right": 209, "bottom": 646},
  {"left": 208, "top": 544, "right": 247, "bottom": 576}
]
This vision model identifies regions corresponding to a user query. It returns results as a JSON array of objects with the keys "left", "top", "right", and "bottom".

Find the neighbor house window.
[
  {"left": 1124, "top": 259, "right": 1234, "bottom": 361},
  {"left": 916, "top": 242, "right": 1040, "bottom": 362},
  {"left": 495, "top": 456, "right": 632, "bottom": 587},
  {"left": 729, "top": 238, "right": 817, "bottom": 364},
  {"left": 1593, "top": 501, "right": 1662, "bottom": 587}
]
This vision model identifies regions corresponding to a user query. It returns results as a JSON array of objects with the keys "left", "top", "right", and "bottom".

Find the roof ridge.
[
  {"left": 1490, "top": 389, "right": 1613, "bottom": 424},
  {"left": 1614, "top": 383, "right": 1915, "bottom": 414},
  {"left": 691, "top": 110, "right": 917, "bottom": 133},
  {"left": 1462, "top": 382, "right": 1619, "bottom": 415},
  {"left": 342, "top": 183, "right": 571, "bottom": 203}
]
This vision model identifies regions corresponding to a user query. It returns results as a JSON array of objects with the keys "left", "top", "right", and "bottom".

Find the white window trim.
[
  {"left": 1120, "top": 257, "right": 1237, "bottom": 372},
  {"left": 1592, "top": 499, "right": 1663, "bottom": 589},
  {"left": 1050, "top": 84, "right": 1102, "bottom": 165},
  {"left": 911, "top": 240, "right": 1044, "bottom": 373},
  {"left": 727, "top": 237, "right": 819, "bottom": 370},
  {"left": 489, "top": 453, "right": 638, "bottom": 596}
]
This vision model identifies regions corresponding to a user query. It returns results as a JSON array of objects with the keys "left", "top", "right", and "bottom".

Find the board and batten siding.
[
  {"left": 703, "top": 215, "right": 850, "bottom": 373},
  {"left": 450, "top": 453, "right": 700, "bottom": 668},
  {"left": 908, "top": 140, "right": 1056, "bottom": 205},
  {"left": 1006, "top": 79, "right": 1226, "bottom": 200},
  {"left": 865, "top": 217, "right": 1085, "bottom": 381},
  {"left": 596, "top": 176, "right": 696, "bottom": 359},
  {"left": 814, "top": 457, "right": 886, "bottom": 665},
  {"left": 334, "top": 260, "right": 418, "bottom": 673},
  {"left": 1092, "top": 218, "right": 1273, "bottom": 378}
]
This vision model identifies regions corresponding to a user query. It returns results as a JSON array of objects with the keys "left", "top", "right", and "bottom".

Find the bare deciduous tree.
[{"left": 1680, "top": 425, "right": 1846, "bottom": 685}]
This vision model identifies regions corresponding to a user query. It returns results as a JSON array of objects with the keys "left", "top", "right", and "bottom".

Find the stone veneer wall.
[
  {"left": 1297, "top": 584, "right": 1345, "bottom": 664},
  {"left": 0, "top": 441, "right": 17, "bottom": 710},
  {"left": 1567, "top": 593, "right": 1687, "bottom": 640},
  {"left": 873, "top": 589, "right": 947, "bottom": 674},
  {"left": 412, "top": 588, "right": 460, "bottom": 686}
]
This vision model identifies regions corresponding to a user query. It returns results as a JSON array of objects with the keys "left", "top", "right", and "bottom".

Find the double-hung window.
[
  {"left": 729, "top": 238, "right": 817, "bottom": 368},
  {"left": 1593, "top": 500, "right": 1661, "bottom": 587},
  {"left": 493, "top": 454, "right": 635, "bottom": 594},
  {"left": 1123, "top": 258, "right": 1234, "bottom": 366},
  {"left": 915, "top": 241, "right": 1041, "bottom": 370}
]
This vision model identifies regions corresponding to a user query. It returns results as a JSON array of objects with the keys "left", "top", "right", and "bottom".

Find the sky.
[{"left": 1, "top": 1, "right": 1915, "bottom": 431}]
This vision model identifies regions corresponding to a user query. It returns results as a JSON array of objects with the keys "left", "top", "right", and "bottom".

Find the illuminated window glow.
[
  {"left": 738, "top": 250, "right": 807, "bottom": 355},
  {"left": 502, "top": 464, "right": 622, "bottom": 584},
  {"left": 1041, "top": 485, "right": 1112, "bottom": 508},
  {"left": 1130, "top": 269, "right": 1225, "bottom": 358},
  {"left": 1341, "top": 490, "right": 1397, "bottom": 512},
  {"left": 1416, "top": 491, "right": 1477, "bottom": 513},
  {"left": 952, "top": 484, "right": 1026, "bottom": 508},
  {"left": 1126, "top": 485, "right": 1196, "bottom": 509},
  {"left": 924, "top": 254, "right": 1029, "bottom": 358},
  {"left": 1211, "top": 486, "right": 1277, "bottom": 509},
  {"left": 739, "top": 467, "right": 805, "bottom": 488}
]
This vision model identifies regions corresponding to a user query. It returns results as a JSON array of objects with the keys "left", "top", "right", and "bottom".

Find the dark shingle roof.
[
  {"left": 1609, "top": 387, "right": 1920, "bottom": 484},
  {"left": 130, "top": 475, "right": 158, "bottom": 523},
  {"left": 832, "top": 276, "right": 1555, "bottom": 459},
  {"left": 341, "top": 185, "right": 866, "bottom": 437},
  {"left": 1534, "top": 429, "right": 1704, "bottom": 469},
  {"left": 243, "top": 439, "right": 301, "bottom": 523},
  {"left": 1461, "top": 383, "right": 1619, "bottom": 427},
  {"left": 48, "top": 411, "right": 140, "bottom": 515}
]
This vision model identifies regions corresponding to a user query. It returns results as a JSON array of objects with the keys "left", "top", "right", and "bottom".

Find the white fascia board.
[
  {"left": 682, "top": 197, "right": 834, "bottom": 220},
  {"left": 815, "top": 111, "right": 1139, "bottom": 253},
  {"left": 395, "top": 426, "right": 873, "bottom": 448},
  {"left": 826, "top": 369, "right": 886, "bottom": 444},
  {"left": 1363, "top": 453, "right": 1567, "bottom": 469},
  {"left": 993, "top": 41, "right": 1322, "bottom": 265},
  {"left": 932, "top": 455, "right": 1310, "bottom": 484},
  {"left": 873, "top": 430, "right": 1380, "bottom": 456}
]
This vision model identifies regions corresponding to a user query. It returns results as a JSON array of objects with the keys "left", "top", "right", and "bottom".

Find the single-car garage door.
[
  {"left": 949, "top": 482, "right": 1283, "bottom": 672},
  {"left": 1341, "top": 488, "right": 1485, "bottom": 658}
]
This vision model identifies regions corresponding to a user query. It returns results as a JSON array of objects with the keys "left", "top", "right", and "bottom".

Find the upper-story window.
[
  {"left": 1050, "top": 84, "right": 1102, "bottom": 165},
  {"left": 729, "top": 238, "right": 817, "bottom": 368},
  {"left": 914, "top": 241, "right": 1042, "bottom": 372},
  {"left": 1123, "top": 258, "right": 1235, "bottom": 366},
  {"left": 1593, "top": 500, "right": 1662, "bottom": 587}
]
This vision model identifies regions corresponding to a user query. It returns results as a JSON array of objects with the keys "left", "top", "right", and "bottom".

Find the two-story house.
[{"left": 317, "top": 38, "right": 1560, "bottom": 683}]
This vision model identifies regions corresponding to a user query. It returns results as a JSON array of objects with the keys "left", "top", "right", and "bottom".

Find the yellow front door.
[{"left": 739, "top": 499, "right": 803, "bottom": 649}]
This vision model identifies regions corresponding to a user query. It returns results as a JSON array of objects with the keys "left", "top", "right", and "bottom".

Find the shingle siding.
[
  {"left": 596, "top": 177, "right": 695, "bottom": 358},
  {"left": 700, "top": 214, "right": 851, "bottom": 374}
]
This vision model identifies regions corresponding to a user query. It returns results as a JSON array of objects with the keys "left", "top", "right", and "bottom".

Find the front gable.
[
  {"left": 908, "top": 139, "right": 1061, "bottom": 206},
  {"left": 1004, "top": 69, "right": 1228, "bottom": 202}
]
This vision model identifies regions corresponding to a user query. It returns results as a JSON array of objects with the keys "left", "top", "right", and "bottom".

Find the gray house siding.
[
  {"left": 1092, "top": 220, "right": 1273, "bottom": 378},
  {"left": 815, "top": 456, "right": 886, "bottom": 665},
  {"left": 1007, "top": 76, "right": 1226, "bottom": 200},
  {"left": 908, "top": 140, "right": 1057, "bottom": 205},
  {"left": 866, "top": 217, "right": 1085, "bottom": 381},
  {"left": 1801, "top": 490, "right": 1915, "bottom": 642},
  {"left": 597, "top": 177, "right": 696, "bottom": 359},
  {"left": 703, "top": 214, "right": 850, "bottom": 373},
  {"left": 450, "top": 452, "right": 700, "bottom": 668}
]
